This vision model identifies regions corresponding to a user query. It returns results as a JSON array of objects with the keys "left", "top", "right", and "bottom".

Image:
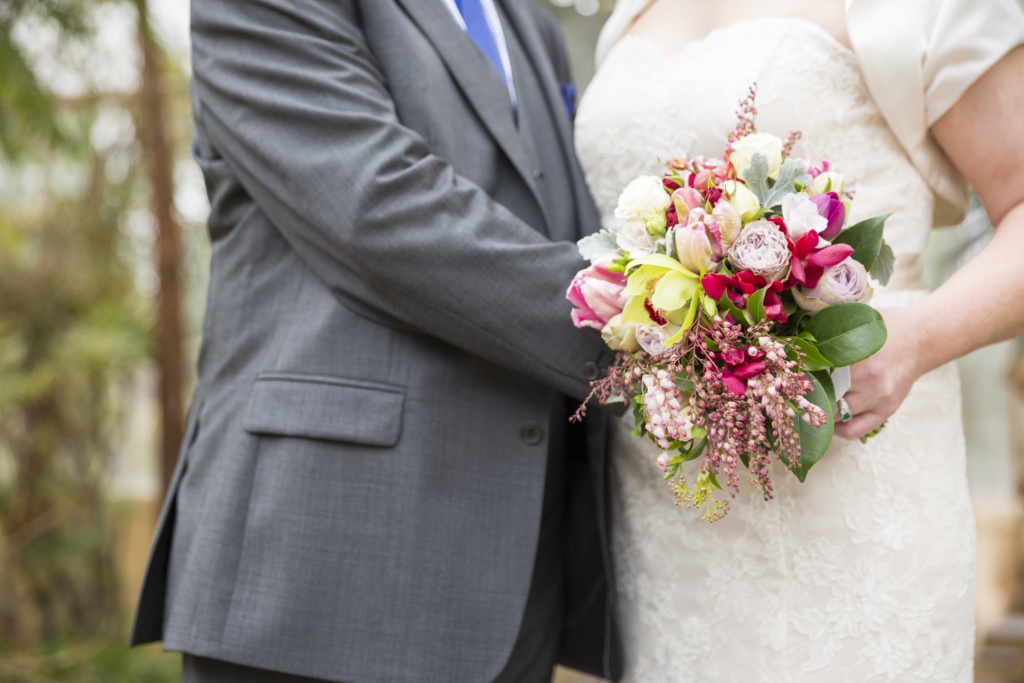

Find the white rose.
[
  {"left": 730, "top": 133, "right": 783, "bottom": 181},
  {"left": 781, "top": 193, "right": 827, "bottom": 241},
  {"left": 722, "top": 180, "right": 761, "bottom": 222},
  {"left": 807, "top": 171, "right": 845, "bottom": 196},
  {"left": 614, "top": 176, "right": 672, "bottom": 229},
  {"left": 616, "top": 220, "right": 656, "bottom": 256}
]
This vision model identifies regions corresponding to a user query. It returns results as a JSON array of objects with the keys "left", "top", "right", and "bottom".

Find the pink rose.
[{"left": 567, "top": 263, "right": 629, "bottom": 330}]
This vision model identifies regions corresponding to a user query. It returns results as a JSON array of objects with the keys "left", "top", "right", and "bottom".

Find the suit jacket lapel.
[
  {"left": 393, "top": 0, "right": 547, "bottom": 217},
  {"left": 496, "top": 0, "right": 603, "bottom": 240}
]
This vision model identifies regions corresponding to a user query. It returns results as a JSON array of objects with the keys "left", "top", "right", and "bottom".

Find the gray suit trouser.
[{"left": 182, "top": 408, "right": 569, "bottom": 683}]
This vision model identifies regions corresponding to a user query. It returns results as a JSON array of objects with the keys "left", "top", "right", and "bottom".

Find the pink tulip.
[
  {"left": 566, "top": 263, "right": 629, "bottom": 330},
  {"left": 672, "top": 187, "right": 703, "bottom": 218}
]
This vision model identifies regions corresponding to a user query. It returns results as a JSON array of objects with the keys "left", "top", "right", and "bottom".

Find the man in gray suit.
[{"left": 131, "top": 0, "right": 622, "bottom": 681}]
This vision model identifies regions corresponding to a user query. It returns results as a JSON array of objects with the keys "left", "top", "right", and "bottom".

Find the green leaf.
[
  {"left": 870, "top": 240, "right": 897, "bottom": 286},
  {"left": 576, "top": 229, "right": 620, "bottom": 261},
  {"left": 790, "top": 374, "right": 835, "bottom": 483},
  {"left": 715, "top": 291, "right": 752, "bottom": 327},
  {"left": 832, "top": 214, "right": 890, "bottom": 271},
  {"left": 748, "top": 287, "right": 767, "bottom": 323},
  {"left": 785, "top": 336, "right": 834, "bottom": 372},
  {"left": 803, "top": 302, "right": 887, "bottom": 367}
]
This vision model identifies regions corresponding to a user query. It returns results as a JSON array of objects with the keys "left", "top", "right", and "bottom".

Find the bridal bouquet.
[{"left": 568, "top": 89, "right": 895, "bottom": 520}]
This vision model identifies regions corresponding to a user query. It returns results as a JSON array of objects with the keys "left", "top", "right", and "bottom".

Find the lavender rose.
[
  {"left": 635, "top": 325, "right": 673, "bottom": 356},
  {"left": 727, "top": 220, "right": 792, "bottom": 283},
  {"left": 792, "top": 258, "right": 874, "bottom": 312}
]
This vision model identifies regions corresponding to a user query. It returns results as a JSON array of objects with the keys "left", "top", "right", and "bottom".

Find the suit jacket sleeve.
[{"left": 189, "top": 0, "right": 611, "bottom": 401}]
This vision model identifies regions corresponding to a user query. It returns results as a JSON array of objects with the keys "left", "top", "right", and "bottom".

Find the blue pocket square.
[{"left": 561, "top": 83, "right": 577, "bottom": 119}]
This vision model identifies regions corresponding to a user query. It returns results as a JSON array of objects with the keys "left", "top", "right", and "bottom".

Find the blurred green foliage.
[{"left": 0, "top": 1, "right": 184, "bottom": 679}]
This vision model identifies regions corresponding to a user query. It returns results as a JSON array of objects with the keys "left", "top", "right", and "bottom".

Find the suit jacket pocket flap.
[{"left": 244, "top": 373, "right": 405, "bottom": 447}]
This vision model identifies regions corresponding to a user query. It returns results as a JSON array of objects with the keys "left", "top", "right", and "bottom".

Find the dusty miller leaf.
[
  {"left": 762, "top": 159, "right": 812, "bottom": 209},
  {"left": 742, "top": 153, "right": 771, "bottom": 206},
  {"left": 743, "top": 154, "right": 812, "bottom": 210},
  {"left": 577, "top": 229, "right": 620, "bottom": 261}
]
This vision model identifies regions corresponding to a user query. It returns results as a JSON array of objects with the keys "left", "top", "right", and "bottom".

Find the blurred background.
[{"left": 1, "top": 1, "right": 1023, "bottom": 681}]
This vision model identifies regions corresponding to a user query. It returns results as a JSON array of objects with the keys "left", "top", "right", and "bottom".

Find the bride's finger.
[
  {"left": 834, "top": 410, "right": 885, "bottom": 440},
  {"left": 838, "top": 391, "right": 870, "bottom": 417}
]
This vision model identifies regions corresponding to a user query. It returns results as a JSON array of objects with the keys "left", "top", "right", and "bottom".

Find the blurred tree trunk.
[{"left": 135, "top": 0, "right": 186, "bottom": 496}]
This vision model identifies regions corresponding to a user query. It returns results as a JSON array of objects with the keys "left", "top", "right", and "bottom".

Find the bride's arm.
[{"left": 836, "top": 44, "right": 1024, "bottom": 439}]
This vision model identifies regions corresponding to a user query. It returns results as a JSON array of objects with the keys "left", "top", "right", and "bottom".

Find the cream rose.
[
  {"left": 730, "top": 133, "right": 783, "bottom": 181},
  {"left": 807, "top": 171, "right": 845, "bottom": 196},
  {"left": 722, "top": 180, "right": 761, "bottom": 222}
]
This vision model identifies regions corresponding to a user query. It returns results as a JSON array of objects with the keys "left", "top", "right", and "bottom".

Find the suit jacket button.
[
  {"left": 531, "top": 167, "right": 543, "bottom": 179},
  {"left": 520, "top": 422, "right": 544, "bottom": 446},
  {"left": 583, "top": 361, "right": 601, "bottom": 381}
]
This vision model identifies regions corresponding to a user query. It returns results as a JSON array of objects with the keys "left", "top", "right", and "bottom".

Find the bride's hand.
[
  {"left": 833, "top": 45, "right": 1024, "bottom": 440},
  {"left": 833, "top": 308, "right": 924, "bottom": 440}
]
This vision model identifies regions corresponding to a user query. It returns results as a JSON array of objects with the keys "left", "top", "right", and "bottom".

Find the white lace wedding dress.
[{"left": 574, "top": 17, "right": 976, "bottom": 683}]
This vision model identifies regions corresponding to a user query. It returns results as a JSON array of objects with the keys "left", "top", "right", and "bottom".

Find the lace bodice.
[
  {"left": 577, "top": 18, "right": 934, "bottom": 295},
  {"left": 576, "top": 19, "right": 975, "bottom": 682}
]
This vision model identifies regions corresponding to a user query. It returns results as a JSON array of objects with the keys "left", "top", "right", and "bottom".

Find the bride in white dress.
[{"left": 573, "top": 0, "right": 1024, "bottom": 680}]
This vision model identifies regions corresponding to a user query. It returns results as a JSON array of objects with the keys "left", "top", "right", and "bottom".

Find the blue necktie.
[{"left": 454, "top": 0, "right": 508, "bottom": 91}]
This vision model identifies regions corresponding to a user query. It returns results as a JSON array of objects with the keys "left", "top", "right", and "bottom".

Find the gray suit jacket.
[{"left": 130, "top": 1, "right": 622, "bottom": 681}]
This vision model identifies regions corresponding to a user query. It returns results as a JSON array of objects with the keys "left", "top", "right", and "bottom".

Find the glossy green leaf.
[
  {"left": 811, "top": 369, "right": 837, "bottom": 410},
  {"left": 832, "top": 214, "right": 890, "bottom": 271},
  {"left": 803, "top": 302, "right": 887, "bottom": 367},
  {"left": 790, "top": 373, "right": 835, "bottom": 483},
  {"left": 784, "top": 336, "right": 834, "bottom": 372},
  {"left": 870, "top": 240, "right": 897, "bottom": 286},
  {"left": 748, "top": 287, "right": 767, "bottom": 323}
]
